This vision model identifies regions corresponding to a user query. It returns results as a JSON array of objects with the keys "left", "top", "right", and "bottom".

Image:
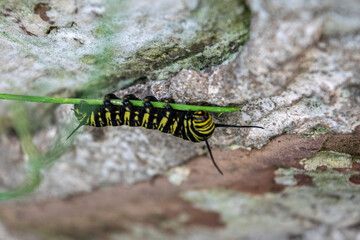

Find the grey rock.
[{"left": 0, "top": 2, "right": 358, "bottom": 234}]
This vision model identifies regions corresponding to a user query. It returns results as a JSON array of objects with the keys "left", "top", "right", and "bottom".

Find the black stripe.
[
  {"left": 181, "top": 114, "right": 197, "bottom": 142},
  {"left": 145, "top": 107, "right": 157, "bottom": 129},
  {"left": 110, "top": 105, "right": 121, "bottom": 126},
  {"left": 172, "top": 111, "right": 186, "bottom": 137},
  {"left": 129, "top": 107, "right": 137, "bottom": 127},
  {"left": 94, "top": 109, "right": 101, "bottom": 127},
  {"left": 190, "top": 123, "right": 204, "bottom": 142},
  {"left": 199, "top": 122, "right": 215, "bottom": 134},
  {"left": 119, "top": 105, "right": 127, "bottom": 126},
  {"left": 100, "top": 106, "right": 108, "bottom": 126},
  {"left": 160, "top": 108, "right": 173, "bottom": 134}
]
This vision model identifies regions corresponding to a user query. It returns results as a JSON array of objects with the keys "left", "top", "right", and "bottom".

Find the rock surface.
[{"left": 0, "top": 0, "right": 359, "bottom": 239}]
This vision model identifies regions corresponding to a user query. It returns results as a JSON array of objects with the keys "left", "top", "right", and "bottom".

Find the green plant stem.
[{"left": 0, "top": 93, "right": 241, "bottom": 112}]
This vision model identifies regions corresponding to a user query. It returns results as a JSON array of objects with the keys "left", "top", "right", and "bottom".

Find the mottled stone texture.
[
  {"left": 0, "top": 0, "right": 251, "bottom": 197},
  {"left": 0, "top": 130, "right": 359, "bottom": 240},
  {"left": 0, "top": 0, "right": 250, "bottom": 96},
  {"left": 0, "top": 0, "right": 360, "bottom": 239}
]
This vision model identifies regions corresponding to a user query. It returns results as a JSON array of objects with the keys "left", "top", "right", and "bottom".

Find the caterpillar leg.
[
  {"left": 160, "top": 98, "right": 175, "bottom": 113},
  {"left": 160, "top": 98, "right": 175, "bottom": 108},
  {"left": 103, "top": 93, "right": 119, "bottom": 114},
  {"left": 123, "top": 94, "right": 139, "bottom": 105},
  {"left": 104, "top": 93, "right": 139, "bottom": 107},
  {"left": 103, "top": 93, "right": 119, "bottom": 107},
  {"left": 144, "top": 96, "right": 158, "bottom": 106}
]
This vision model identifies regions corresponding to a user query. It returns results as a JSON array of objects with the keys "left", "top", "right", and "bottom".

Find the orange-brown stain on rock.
[
  {"left": 322, "top": 126, "right": 360, "bottom": 158},
  {"left": 316, "top": 166, "right": 328, "bottom": 171},
  {"left": 0, "top": 128, "right": 359, "bottom": 238},
  {"left": 333, "top": 168, "right": 348, "bottom": 173},
  {"left": 1, "top": 7, "right": 12, "bottom": 17},
  {"left": 294, "top": 174, "right": 313, "bottom": 187},
  {"left": 352, "top": 162, "right": 360, "bottom": 171},
  {"left": 34, "top": 3, "right": 53, "bottom": 23},
  {"left": 349, "top": 175, "right": 360, "bottom": 184},
  {"left": 19, "top": 25, "right": 37, "bottom": 36},
  {"left": 142, "top": 198, "right": 224, "bottom": 233}
]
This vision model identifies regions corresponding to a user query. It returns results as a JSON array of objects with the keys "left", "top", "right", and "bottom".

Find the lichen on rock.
[
  {"left": 301, "top": 151, "right": 353, "bottom": 171},
  {"left": 0, "top": 0, "right": 251, "bottom": 97}
]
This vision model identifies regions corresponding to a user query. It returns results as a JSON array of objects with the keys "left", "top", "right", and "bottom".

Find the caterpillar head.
[
  {"left": 191, "top": 110, "right": 264, "bottom": 175},
  {"left": 67, "top": 101, "right": 93, "bottom": 140},
  {"left": 74, "top": 101, "right": 92, "bottom": 124},
  {"left": 191, "top": 110, "right": 215, "bottom": 138}
]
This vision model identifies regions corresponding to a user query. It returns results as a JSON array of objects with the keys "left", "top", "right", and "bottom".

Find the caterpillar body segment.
[{"left": 69, "top": 94, "right": 264, "bottom": 175}]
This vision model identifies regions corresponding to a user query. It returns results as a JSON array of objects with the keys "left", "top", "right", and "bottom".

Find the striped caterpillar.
[{"left": 68, "top": 94, "right": 263, "bottom": 174}]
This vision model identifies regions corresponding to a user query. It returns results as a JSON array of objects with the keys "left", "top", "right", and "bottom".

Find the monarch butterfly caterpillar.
[{"left": 68, "top": 94, "right": 264, "bottom": 175}]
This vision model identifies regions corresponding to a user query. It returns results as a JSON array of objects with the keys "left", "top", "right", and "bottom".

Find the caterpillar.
[{"left": 68, "top": 94, "right": 264, "bottom": 174}]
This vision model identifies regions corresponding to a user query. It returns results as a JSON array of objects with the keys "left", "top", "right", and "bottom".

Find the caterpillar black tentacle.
[
  {"left": 204, "top": 138, "right": 223, "bottom": 175},
  {"left": 68, "top": 94, "right": 264, "bottom": 174},
  {"left": 215, "top": 124, "right": 264, "bottom": 129}
]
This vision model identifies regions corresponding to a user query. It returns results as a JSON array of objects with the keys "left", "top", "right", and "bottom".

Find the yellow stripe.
[
  {"left": 96, "top": 112, "right": 104, "bottom": 127},
  {"left": 158, "top": 117, "right": 168, "bottom": 132},
  {"left": 134, "top": 111, "right": 140, "bottom": 126},
  {"left": 194, "top": 121, "right": 211, "bottom": 129},
  {"left": 124, "top": 111, "right": 130, "bottom": 125},
  {"left": 198, "top": 123, "right": 215, "bottom": 134},
  {"left": 115, "top": 114, "right": 121, "bottom": 125},
  {"left": 142, "top": 113, "right": 149, "bottom": 128},
  {"left": 114, "top": 111, "right": 121, "bottom": 125},
  {"left": 199, "top": 121, "right": 212, "bottom": 130},
  {"left": 170, "top": 120, "right": 178, "bottom": 134},
  {"left": 188, "top": 119, "right": 202, "bottom": 142},
  {"left": 105, "top": 110, "right": 112, "bottom": 126},
  {"left": 194, "top": 117, "right": 211, "bottom": 126},
  {"left": 153, "top": 114, "right": 158, "bottom": 128},
  {"left": 98, "top": 117, "right": 104, "bottom": 127},
  {"left": 90, "top": 112, "right": 96, "bottom": 126}
]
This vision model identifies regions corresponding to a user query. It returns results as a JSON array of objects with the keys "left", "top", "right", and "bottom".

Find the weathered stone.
[{"left": 0, "top": 0, "right": 359, "bottom": 239}]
